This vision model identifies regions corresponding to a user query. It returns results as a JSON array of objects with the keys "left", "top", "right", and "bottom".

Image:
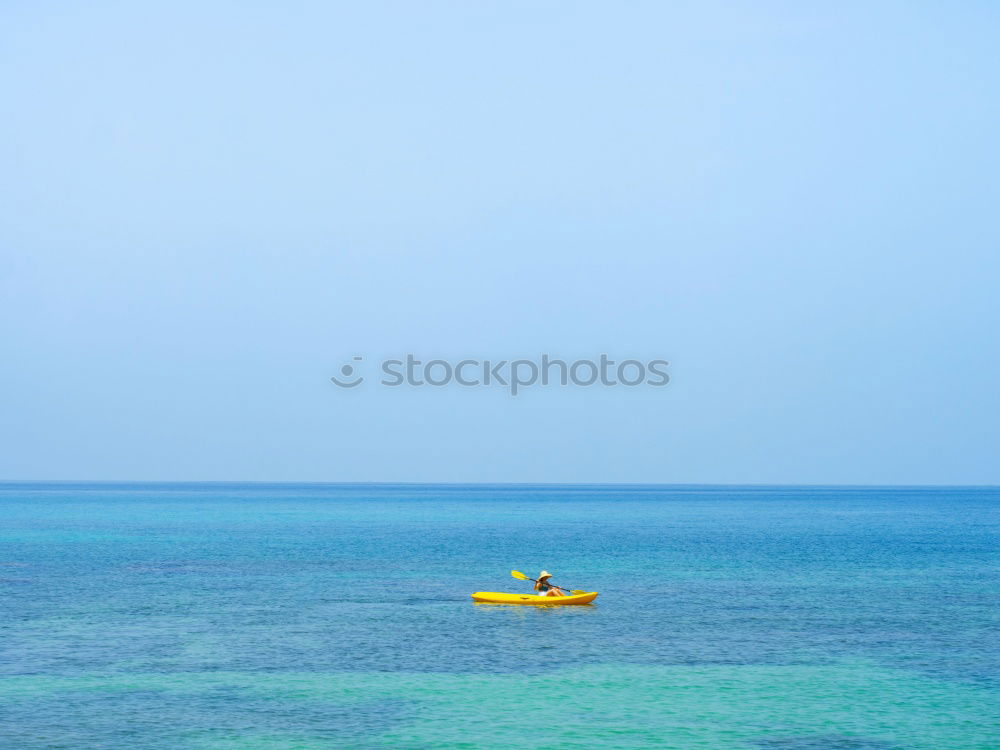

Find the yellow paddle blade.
[{"left": 570, "top": 590, "right": 587, "bottom": 595}]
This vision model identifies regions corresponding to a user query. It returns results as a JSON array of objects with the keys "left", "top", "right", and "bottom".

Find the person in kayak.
[{"left": 534, "top": 571, "right": 564, "bottom": 597}]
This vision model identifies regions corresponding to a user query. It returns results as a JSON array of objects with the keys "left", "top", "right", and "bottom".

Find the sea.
[{"left": 0, "top": 483, "right": 997, "bottom": 749}]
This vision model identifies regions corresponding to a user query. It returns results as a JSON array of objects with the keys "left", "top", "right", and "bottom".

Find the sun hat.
[{"left": 538, "top": 570, "right": 553, "bottom": 580}]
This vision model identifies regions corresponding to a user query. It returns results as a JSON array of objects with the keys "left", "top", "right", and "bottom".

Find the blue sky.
[{"left": 2, "top": 1, "right": 998, "bottom": 483}]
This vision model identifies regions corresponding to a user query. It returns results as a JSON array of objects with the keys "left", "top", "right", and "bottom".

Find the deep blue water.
[{"left": 0, "top": 483, "right": 997, "bottom": 748}]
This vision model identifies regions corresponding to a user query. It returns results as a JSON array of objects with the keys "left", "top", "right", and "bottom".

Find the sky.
[{"left": 1, "top": 1, "right": 998, "bottom": 484}]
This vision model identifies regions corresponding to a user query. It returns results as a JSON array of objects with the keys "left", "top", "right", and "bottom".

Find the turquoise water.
[{"left": 0, "top": 483, "right": 997, "bottom": 748}]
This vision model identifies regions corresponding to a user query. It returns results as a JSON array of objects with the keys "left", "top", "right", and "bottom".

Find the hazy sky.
[{"left": 2, "top": 2, "right": 998, "bottom": 483}]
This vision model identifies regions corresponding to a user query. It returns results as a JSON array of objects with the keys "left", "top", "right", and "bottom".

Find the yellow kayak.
[{"left": 471, "top": 591, "right": 598, "bottom": 605}]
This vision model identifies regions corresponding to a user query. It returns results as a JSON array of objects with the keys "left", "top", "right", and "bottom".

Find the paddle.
[{"left": 511, "top": 570, "right": 587, "bottom": 596}]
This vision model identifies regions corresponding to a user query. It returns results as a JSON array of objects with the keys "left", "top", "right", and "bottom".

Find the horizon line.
[{"left": 0, "top": 479, "right": 997, "bottom": 489}]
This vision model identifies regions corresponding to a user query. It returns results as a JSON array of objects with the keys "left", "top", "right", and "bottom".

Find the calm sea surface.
[{"left": 0, "top": 483, "right": 997, "bottom": 748}]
